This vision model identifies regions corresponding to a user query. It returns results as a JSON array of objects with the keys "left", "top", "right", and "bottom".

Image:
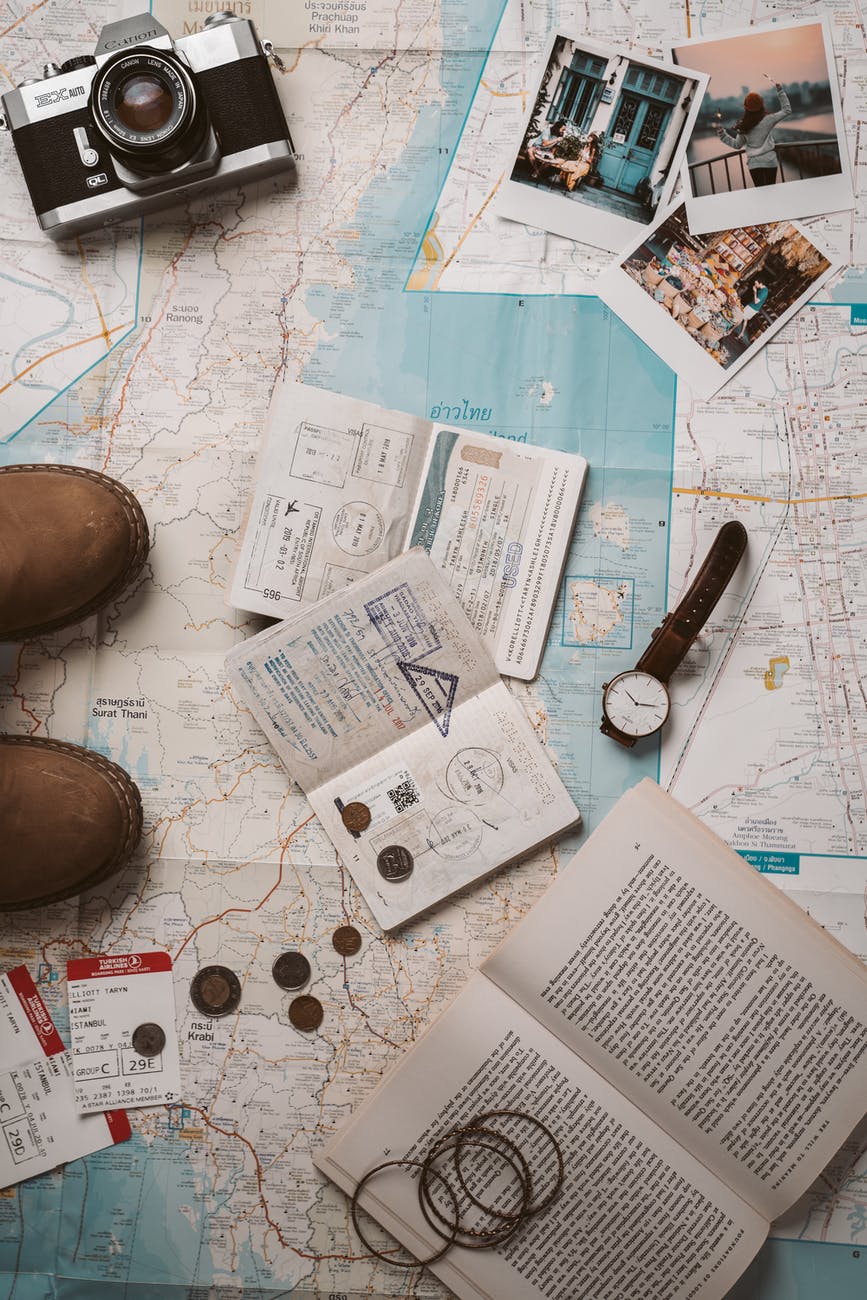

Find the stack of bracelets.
[{"left": 349, "top": 1108, "right": 565, "bottom": 1268}]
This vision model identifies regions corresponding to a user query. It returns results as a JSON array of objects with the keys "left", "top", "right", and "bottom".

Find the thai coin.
[
  {"left": 289, "top": 994, "right": 324, "bottom": 1032},
  {"left": 332, "top": 925, "right": 362, "bottom": 956},
  {"left": 131, "top": 1022, "right": 166, "bottom": 1058},
  {"left": 272, "top": 950, "right": 311, "bottom": 991},
  {"left": 377, "top": 844, "right": 414, "bottom": 882},
  {"left": 341, "top": 801, "right": 372, "bottom": 833},
  {"left": 190, "top": 965, "right": 241, "bottom": 1018}
]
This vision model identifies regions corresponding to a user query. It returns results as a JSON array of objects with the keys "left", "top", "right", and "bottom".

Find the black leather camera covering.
[
  {"left": 196, "top": 56, "right": 291, "bottom": 154},
  {"left": 12, "top": 106, "right": 123, "bottom": 214}
]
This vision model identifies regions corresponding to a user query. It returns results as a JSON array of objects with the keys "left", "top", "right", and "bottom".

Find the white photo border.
[
  {"left": 496, "top": 31, "right": 709, "bottom": 254},
  {"left": 671, "top": 17, "right": 853, "bottom": 235},
  {"left": 595, "top": 200, "right": 841, "bottom": 400}
]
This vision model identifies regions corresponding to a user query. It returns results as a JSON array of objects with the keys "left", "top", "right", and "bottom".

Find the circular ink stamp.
[
  {"left": 331, "top": 501, "right": 385, "bottom": 557},
  {"left": 428, "top": 806, "right": 483, "bottom": 860},
  {"left": 446, "top": 747, "right": 504, "bottom": 805}
]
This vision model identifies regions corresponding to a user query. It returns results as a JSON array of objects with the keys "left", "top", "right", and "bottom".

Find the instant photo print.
[
  {"left": 497, "top": 31, "right": 708, "bottom": 253},
  {"left": 596, "top": 201, "right": 840, "bottom": 399},
  {"left": 671, "top": 18, "right": 853, "bottom": 233}
]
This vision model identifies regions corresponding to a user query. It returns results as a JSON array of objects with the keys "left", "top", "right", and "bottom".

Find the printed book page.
[
  {"left": 227, "top": 382, "right": 587, "bottom": 679},
  {"left": 481, "top": 780, "right": 867, "bottom": 1222},
  {"left": 315, "top": 973, "right": 767, "bottom": 1300},
  {"left": 310, "top": 681, "right": 580, "bottom": 931}
]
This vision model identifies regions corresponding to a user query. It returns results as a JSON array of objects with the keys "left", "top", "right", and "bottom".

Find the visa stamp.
[
  {"left": 397, "top": 660, "right": 458, "bottom": 736},
  {"left": 427, "top": 805, "right": 483, "bottom": 860},
  {"left": 364, "top": 581, "right": 442, "bottom": 662},
  {"left": 446, "top": 747, "right": 505, "bottom": 804}
]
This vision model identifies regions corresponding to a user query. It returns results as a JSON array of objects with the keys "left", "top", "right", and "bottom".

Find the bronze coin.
[
  {"left": 377, "top": 844, "right": 414, "bottom": 882},
  {"left": 332, "top": 924, "right": 362, "bottom": 956},
  {"left": 131, "top": 1022, "right": 166, "bottom": 1058},
  {"left": 341, "top": 801, "right": 372, "bottom": 833},
  {"left": 190, "top": 964, "right": 241, "bottom": 1018},
  {"left": 289, "top": 994, "right": 324, "bottom": 1032},
  {"left": 272, "top": 950, "right": 311, "bottom": 991}
]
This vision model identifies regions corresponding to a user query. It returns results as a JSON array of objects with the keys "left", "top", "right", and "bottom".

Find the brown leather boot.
[
  {"left": 0, "top": 736, "right": 143, "bottom": 909},
  {"left": 0, "top": 464, "right": 149, "bottom": 640}
]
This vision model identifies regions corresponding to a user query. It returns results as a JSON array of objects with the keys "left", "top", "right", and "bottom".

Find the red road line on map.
[
  {"left": 172, "top": 812, "right": 317, "bottom": 960},
  {"left": 10, "top": 646, "right": 43, "bottom": 733},
  {"left": 179, "top": 1102, "right": 393, "bottom": 1260}
]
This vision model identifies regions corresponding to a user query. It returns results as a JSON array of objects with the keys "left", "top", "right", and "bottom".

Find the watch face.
[{"left": 603, "top": 671, "right": 670, "bottom": 738}]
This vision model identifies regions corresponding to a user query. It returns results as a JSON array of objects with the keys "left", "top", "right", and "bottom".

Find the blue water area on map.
[
  {"left": 52, "top": 1131, "right": 206, "bottom": 1288},
  {"left": 732, "top": 1239, "right": 865, "bottom": 1299}
]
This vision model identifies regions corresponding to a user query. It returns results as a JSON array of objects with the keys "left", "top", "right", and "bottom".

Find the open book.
[
  {"left": 315, "top": 780, "right": 867, "bottom": 1300},
  {"left": 228, "top": 380, "right": 588, "bottom": 679},
  {"left": 226, "top": 549, "right": 581, "bottom": 931}
]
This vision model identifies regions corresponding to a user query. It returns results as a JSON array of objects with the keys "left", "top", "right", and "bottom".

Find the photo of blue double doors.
[{"left": 550, "top": 53, "right": 684, "bottom": 196}]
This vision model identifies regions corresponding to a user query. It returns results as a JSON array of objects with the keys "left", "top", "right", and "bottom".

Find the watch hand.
[{"left": 625, "top": 691, "right": 639, "bottom": 704}]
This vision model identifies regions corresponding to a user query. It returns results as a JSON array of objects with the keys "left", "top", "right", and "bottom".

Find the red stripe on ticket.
[
  {"left": 67, "top": 952, "right": 172, "bottom": 980},
  {"left": 105, "top": 1109, "right": 132, "bottom": 1144},
  {"left": 6, "top": 965, "right": 65, "bottom": 1056}
]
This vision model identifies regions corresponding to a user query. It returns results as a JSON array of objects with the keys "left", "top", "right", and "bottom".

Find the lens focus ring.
[{"left": 89, "top": 47, "right": 207, "bottom": 174}]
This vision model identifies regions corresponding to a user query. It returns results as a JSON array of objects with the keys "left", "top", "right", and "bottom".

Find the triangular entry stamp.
[{"left": 397, "top": 661, "right": 458, "bottom": 736}]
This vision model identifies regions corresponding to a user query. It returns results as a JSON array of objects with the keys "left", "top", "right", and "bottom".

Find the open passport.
[
  {"left": 314, "top": 780, "right": 867, "bottom": 1300},
  {"left": 226, "top": 549, "right": 581, "bottom": 930},
  {"left": 227, "top": 380, "right": 588, "bottom": 680}
]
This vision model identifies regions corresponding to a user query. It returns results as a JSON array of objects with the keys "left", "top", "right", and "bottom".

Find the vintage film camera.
[{"left": 0, "top": 10, "right": 295, "bottom": 239}]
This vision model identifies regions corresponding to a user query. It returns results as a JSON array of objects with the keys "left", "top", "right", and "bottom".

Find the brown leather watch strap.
[{"left": 636, "top": 520, "right": 747, "bottom": 684}]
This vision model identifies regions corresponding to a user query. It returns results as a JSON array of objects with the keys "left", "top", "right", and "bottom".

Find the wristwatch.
[{"left": 601, "top": 520, "right": 747, "bottom": 748}]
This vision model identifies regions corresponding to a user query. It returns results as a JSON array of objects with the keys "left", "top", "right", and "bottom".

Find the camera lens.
[
  {"left": 114, "top": 72, "right": 175, "bottom": 135},
  {"left": 90, "top": 48, "right": 209, "bottom": 175}
]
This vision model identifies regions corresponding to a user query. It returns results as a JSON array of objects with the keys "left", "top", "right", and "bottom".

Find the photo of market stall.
[{"left": 621, "top": 204, "right": 831, "bottom": 368}]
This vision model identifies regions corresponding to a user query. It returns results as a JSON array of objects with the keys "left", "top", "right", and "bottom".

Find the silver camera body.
[{"left": 1, "top": 11, "right": 295, "bottom": 240}]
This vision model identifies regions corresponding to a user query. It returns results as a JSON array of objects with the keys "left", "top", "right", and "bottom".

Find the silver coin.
[
  {"left": 272, "top": 951, "right": 311, "bottom": 991},
  {"left": 376, "top": 844, "right": 414, "bottom": 882}
]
